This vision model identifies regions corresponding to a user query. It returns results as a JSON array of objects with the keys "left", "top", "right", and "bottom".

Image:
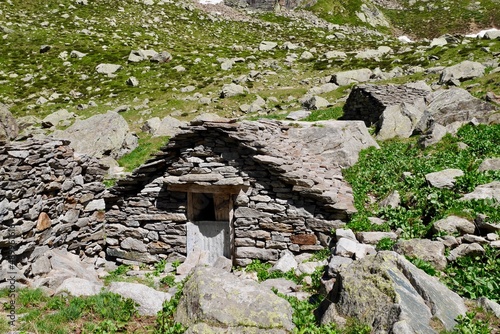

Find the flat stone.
[
  {"left": 425, "top": 169, "right": 464, "bottom": 189},
  {"left": 108, "top": 282, "right": 171, "bottom": 316}
]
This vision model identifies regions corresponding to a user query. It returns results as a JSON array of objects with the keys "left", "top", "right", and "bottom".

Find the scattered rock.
[
  {"left": 425, "top": 169, "right": 464, "bottom": 189},
  {"left": 439, "top": 61, "right": 486, "bottom": 85},
  {"left": 394, "top": 239, "right": 447, "bottom": 270},
  {"left": 259, "top": 41, "right": 278, "bottom": 51},
  {"left": 447, "top": 243, "right": 485, "bottom": 261},
  {"left": 302, "top": 95, "right": 330, "bottom": 110},
  {"left": 331, "top": 69, "right": 372, "bottom": 86},
  {"left": 150, "top": 51, "right": 172, "bottom": 63},
  {"left": 433, "top": 216, "right": 476, "bottom": 235},
  {"left": 0, "top": 104, "right": 19, "bottom": 142},
  {"left": 109, "top": 282, "right": 171, "bottom": 316},
  {"left": 461, "top": 181, "right": 500, "bottom": 202},
  {"left": 220, "top": 83, "right": 247, "bottom": 98},
  {"left": 95, "top": 63, "right": 122, "bottom": 75},
  {"left": 55, "top": 277, "right": 103, "bottom": 297}
]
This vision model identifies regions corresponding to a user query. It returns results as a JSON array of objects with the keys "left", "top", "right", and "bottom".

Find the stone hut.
[{"left": 105, "top": 119, "right": 377, "bottom": 266}]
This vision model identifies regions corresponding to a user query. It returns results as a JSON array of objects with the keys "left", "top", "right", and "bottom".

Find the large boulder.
[
  {"left": 175, "top": 266, "right": 294, "bottom": 332},
  {"left": 321, "top": 251, "right": 467, "bottom": 333},
  {"left": 438, "top": 61, "right": 485, "bottom": 85},
  {"left": 330, "top": 69, "right": 373, "bottom": 86},
  {"left": 142, "top": 116, "right": 187, "bottom": 137},
  {"left": 52, "top": 111, "right": 138, "bottom": 159},
  {"left": 424, "top": 87, "right": 497, "bottom": 126},
  {"left": 286, "top": 120, "right": 379, "bottom": 168},
  {"left": 0, "top": 104, "right": 19, "bottom": 143}
]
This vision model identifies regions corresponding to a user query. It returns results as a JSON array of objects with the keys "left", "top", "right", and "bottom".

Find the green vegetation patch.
[{"left": 118, "top": 135, "right": 168, "bottom": 172}]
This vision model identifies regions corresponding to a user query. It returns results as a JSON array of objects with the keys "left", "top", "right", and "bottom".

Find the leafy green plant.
[
  {"left": 376, "top": 237, "right": 396, "bottom": 251},
  {"left": 445, "top": 312, "right": 491, "bottom": 334},
  {"left": 406, "top": 257, "right": 437, "bottom": 276},
  {"left": 104, "top": 264, "right": 132, "bottom": 284},
  {"left": 160, "top": 275, "right": 176, "bottom": 287},
  {"left": 443, "top": 246, "right": 500, "bottom": 301},
  {"left": 155, "top": 282, "right": 186, "bottom": 334},
  {"left": 304, "top": 107, "right": 344, "bottom": 121}
]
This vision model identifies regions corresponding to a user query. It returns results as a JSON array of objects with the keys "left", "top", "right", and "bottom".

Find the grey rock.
[
  {"left": 55, "top": 277, "right": 103, "bottom": 297},
  {"left": 447, "top": 243, "right": 485, "bottom": 261},
  {"left": 235, "top": 247, "right": 279, "bottom": 261},
  {"left": 484, "top": 30, "right": 500, "bottom": 40},
  {"left": 176, "top": 249, "right": 209, "bottom": 275},
  {"left": 425, "top": 169, "right": 464, "bottom": 189},
  {"left": 439, "top": 61, "right": 485, "bottom": 85},
  {"left": 331, "top": 69, "right": 372, "bottom": 86},
  {"left": 477, "top": 297, "right": 500, "bottom": 318},
  {"left": 299, "top": 51, "right": 314, "bottom": 60},
  {"left": 0, "top": 104, "right": 19, "bottom": 143},
  {"left": 270, "top": 250, "right": 298, "bottom": 273},
  {"left": 142, "top": 116, "right": 187, "bottom": 137},
  {"left": 322, "top": 251, "right": 466, "bottom": 332},
  {"left": 302, "top": 95, "right": 330, "bottom": 110},
  {"left": 32, "top": 255, "right": 52, "bottom": 276},
  {"left": 478, "top": 158, "right": 500, "bottom": 172},
  {"left": 334, "top": 238, "right": 358, "bottom": 258},
  {"left": 286, "top": 110, "right": 311, "bottom": 121},
  {"left": 379, "top": 190, "right": 401, "bottom": 208},
  {"left": 150, "top": 51, "right": 172, "bottom": 63},
  {"left": 394, "top": 239, "right": 447, "bottom": 270},
  {"left": 356, "top": 231, "right": 398, "bottom": 245},
  {"left": 42, "top": 109, "right": 75, "bottom": 128},
  {"left": 70, "top": 50, "right": 86, "bottom": 59},
  {"left": 109, "top": 282, "right": 171, "bottom": 316},
  {"left": 327, "top": 256, "right": 353, "bottom": 277},
  {"left": 128, "top": 49, "right": 147, "bottom": 63},
  {"left": 126, "top": 76, "right": 139, "bottom": 87},
  {"left": 335, "top": 229, "right": 356, "bottom": 242},
  {"left": 52, "top": 111, "right": 138, "bottom": 159},
  {"left": 221, "top": 83, "right": 247, "bottom": 98},
  {"left": 418, "top": 123, "right": 448, "bottom": 148},
  {"left": 259, "top": 41, "right": 278, "bottom": 51},
  {"left": 175, "top": 266, "right": 294, "bottom": 331},
  {"left": 461, "top": 181, "right": 500, "bottom": 202},
  {"left": 121, "top": 237, "right": 147, "bottom": 252},
  {"left": 424, "top": 88, "right": 497, "bottom": 126},
  {"left": 433, "top": 216, "right": 476, "bottom": 235},
  {"left": 260, "top": 278, "right": 298, "bottom": 295},
  {"left": 40, "top": 45, "right": 51, "bottom": 53},
  {"left": 95, "top": 63, "right": 122, "bottom": 75}
]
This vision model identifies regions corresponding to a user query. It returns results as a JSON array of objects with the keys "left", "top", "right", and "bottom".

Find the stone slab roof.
[{"left": 113, "top": 119, "right": 378, "bottom": 213}]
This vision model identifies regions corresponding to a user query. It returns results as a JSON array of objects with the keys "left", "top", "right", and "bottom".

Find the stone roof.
[{"left": 112, "top": 119, "right": 378, "bottom": 213}]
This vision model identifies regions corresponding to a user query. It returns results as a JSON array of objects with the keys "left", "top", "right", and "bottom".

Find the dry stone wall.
[{"left": 0, "top": 139, "right": 108, "bottom": 277}]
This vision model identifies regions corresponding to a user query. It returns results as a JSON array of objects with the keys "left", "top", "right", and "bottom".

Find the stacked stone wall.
[{"left": 0, "top": 139, "right": 108, "bottom": 277}]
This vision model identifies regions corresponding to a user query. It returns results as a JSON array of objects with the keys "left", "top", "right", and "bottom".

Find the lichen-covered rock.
[
  {"left": 175, "top": 266, "right": 294, "bottom": 331},
  {"left": 321, "top": 251, "right": 466, "bottom": 333},
  {"left": 0, "top": 103, "right": 19, "bottom": 143},
  {"left": 393, "top": 239, "right": 447, "bottom": 270}
]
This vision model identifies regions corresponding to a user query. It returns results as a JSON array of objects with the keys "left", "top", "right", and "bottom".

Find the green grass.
[
  {"left": 117, "top": 135, "right": 168, "bottom": 172},
  {"left": 304, "top": 106, "right": 344, "bottom": 121},
  {"left": 10, "top": 289, "right": 140, "bottom": 334}
]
